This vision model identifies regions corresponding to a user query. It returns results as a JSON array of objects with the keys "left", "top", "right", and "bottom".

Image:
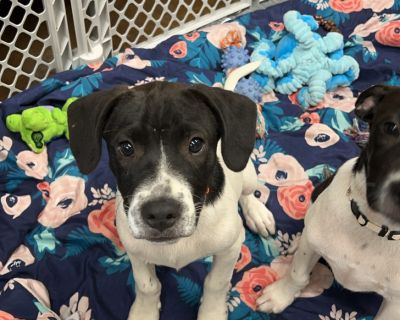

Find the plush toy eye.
[
  {"left": 383, "top": 122, "right": 399, "bottom": 136},
  {"left": 119, "top": 141, "right": 135, "bottom": 156},
  {"left": 189, "top": 137, "right": 204, "bottom": 154}
]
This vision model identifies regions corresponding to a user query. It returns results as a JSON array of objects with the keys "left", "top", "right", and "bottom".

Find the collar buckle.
[
  {"left": 378, "top": 225, "right": 389, "bottom": 237},
  {"left": 350, "top": 198, "right": 400, "bottom": 241}
]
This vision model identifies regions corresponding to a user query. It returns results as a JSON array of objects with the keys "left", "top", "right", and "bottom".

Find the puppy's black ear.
[
  {"left": 68, "top": 86, "right": 129, "bottom": 174},
  {"left": 355, "top": 85, "right": 394, "bottom": 123},
  {"left": 187, "top": 84, "right": 257, "bottom": 172}
]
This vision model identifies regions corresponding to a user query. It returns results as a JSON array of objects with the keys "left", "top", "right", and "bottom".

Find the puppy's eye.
[
  {"left": 119, "top": 141, "right": 135, "bottom": 156},
  {"left": 383, "top": 122, "right": 399, "bottom": 136},
  {"left": 189, "top": 137, "right": 204, "bottom": 154}
]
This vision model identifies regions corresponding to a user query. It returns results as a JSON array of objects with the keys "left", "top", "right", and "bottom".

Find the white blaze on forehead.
[{"left": 127, "top": 144, "right": 196, "bottom": 237}]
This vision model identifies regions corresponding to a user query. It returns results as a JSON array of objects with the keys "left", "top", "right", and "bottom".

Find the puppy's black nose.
[{"left": 141, "top": 198, "right": 182, "bottom": 232}]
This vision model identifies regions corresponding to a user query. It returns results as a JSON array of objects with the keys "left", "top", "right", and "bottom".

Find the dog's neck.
[{"left": 350, "top": 167, "right": 400, "bottom": 229}]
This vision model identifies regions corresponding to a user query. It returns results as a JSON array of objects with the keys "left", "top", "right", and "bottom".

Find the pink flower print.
[
  {"left": 16, "top": 148, "right": 48, "bottom": 180},
  {"left": 0, "top": 136, "right": 12, "bottom": 161},
  {"left": 0, "top": 245, "right": 35, "bottom": 275},
  {"left": 376, "top": 20, "right": 400, "bottom": 47},
  {"left": 1, "top": 194, "right": 31, "bottom": 219},
  {"left": 37, "top": 176, "right": 88, "bottom": 228},
  {"left": 269, "top": 21, "right": 284, "bottom": 32},
  {"left": 305, "top": 124, "right": 340, "bottom": 148},
  {"left": 329, "top": 0, "right": 363, "bottom": 13},
  {"left": 169, "top": 41, "right": 187, "bottom": 58},
  {"left": 201, "top": 22, "right": 246, "bottom": 49},
  {"left": 258, "top": 153, "right": 308, "bottom": 187}
]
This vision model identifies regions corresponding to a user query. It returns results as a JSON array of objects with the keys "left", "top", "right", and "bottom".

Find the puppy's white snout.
[{"left": 141, "top": 197, "right": 182, "bottom": 232}]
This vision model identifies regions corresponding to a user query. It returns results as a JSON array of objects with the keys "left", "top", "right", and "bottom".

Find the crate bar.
[
  {"left": 43, "top": 0, "right": 73, "bottom": 71},
  {"left": 136, "top": 1, "right": 254, "bottom": 49}
]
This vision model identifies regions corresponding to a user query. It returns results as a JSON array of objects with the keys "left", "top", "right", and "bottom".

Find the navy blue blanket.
[{"left": 1, "top": 0, "right": 400, "bottom": 319}]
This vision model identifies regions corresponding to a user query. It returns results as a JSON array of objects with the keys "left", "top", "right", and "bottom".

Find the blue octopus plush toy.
[{"left": 223, "top": 10, "right": 360, "bottom": 108}]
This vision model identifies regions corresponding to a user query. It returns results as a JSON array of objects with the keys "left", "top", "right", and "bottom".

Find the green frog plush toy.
[{"left": 6, "top": 97, "right": 78, "bottom": 153}]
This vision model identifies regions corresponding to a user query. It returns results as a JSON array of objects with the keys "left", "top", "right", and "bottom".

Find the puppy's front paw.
[
  {"left": 256, "top": 277, "right": 300, "bottom": 314},
  {"left": 128, "top": 300, "right": 160, "bottom": 320},
  {"left": 241, "top": 195, "right": 275, "bottom": 238}
]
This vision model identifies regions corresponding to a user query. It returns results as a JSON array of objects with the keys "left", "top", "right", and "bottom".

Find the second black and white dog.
[
  {"left": 68, "top": 82, "right": 275, "bottom": 320},
  {"left": 257, "top": 85, "right": 400, "bottom": 319}
]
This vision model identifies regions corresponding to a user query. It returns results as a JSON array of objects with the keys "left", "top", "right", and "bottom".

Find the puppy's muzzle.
[{"left": 141, "top": 197, "right": 182, "bottom": 232}]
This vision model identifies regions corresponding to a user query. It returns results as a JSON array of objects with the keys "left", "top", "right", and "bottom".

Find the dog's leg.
[
  {"left": 374, "top": 297, "right": 400, "bottom": 320},
  {"left": 197, "top": 229, "right": 244, "bottom": 320},
  {"left": 240, "top": 159, "right": 275, "bottom": 237},
  {"left": 256, "top": 231, "right": 320, "bottom": 313},
  {"left": 127, "top": 254, "right": 161, "bottom": 320}
]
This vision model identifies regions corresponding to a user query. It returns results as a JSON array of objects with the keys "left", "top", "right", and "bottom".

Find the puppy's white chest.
[
  {"left": 310, "top": 224, "right": 388, "bottom": 294},
  {"left": 306, "top": 186, "right": 400, "bottom": 297}
]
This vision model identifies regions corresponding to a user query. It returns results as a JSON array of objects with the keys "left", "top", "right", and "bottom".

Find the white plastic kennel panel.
[
  {"left": 108, "top": 0, "right": 254, "bottom": 50},
  {"left": 0, "top": 0, "right": 279, "bottom": 101},
  {"left": 68, "top": 0, "right": 257, "bottom": 67},
  {"left": 0, "top": 0, "right": 73, "bottom": 101}
]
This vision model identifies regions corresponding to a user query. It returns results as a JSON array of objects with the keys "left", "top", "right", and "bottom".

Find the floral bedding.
[{"left": 1, "top": 0, "right": 399, "bottom": 319}]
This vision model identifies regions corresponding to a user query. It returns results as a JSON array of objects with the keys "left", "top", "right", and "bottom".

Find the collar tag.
[
  {"left": 388, "top": 231, "right": 400, "bottom": 241},
  {"left": 356, "top": 213, "right": 368, "bottom": 226}
]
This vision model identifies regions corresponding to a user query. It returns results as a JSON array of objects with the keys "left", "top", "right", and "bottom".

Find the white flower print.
[
  {"left": 128, "top": 77, "right": 166, "bottom": 89},
  {"left": 319, "top": 304, "right": 357, "bottom": 320},
  {"left": 59, "top": 292, "right": 92, "bottom": 320},
  {"left": 89, "top": 183, "right": 116, "bottom": 206},
  {"left": 251, "top": 145, "right": 268, "bottom": 163},
  {"left": 275, "top": 230, "right": 302, "bottom": 255}
]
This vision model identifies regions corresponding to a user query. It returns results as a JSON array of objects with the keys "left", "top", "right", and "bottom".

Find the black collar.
[{"left": 350, "top": 198, "right": 400, "bottom": 241}]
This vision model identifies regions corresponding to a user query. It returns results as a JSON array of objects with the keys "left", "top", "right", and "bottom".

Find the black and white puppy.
[
  {"left": 257, "top": 85, "right": 400, "bottom": 319},
  {"left": 68, "top": 81, "right": 275, "bottom": 320}
]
